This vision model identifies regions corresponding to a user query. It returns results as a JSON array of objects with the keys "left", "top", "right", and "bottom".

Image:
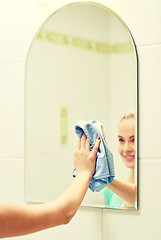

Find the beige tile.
[
  {"left": 0, "top": 63, "right": 24, "bottom": 158},
  {"left": 137, "top": 45, "right": 161, "bottom": 158},
  {"left": 103, "top": 0, "right": 161, "bottom": 46},
  {"left": 0, "top": 159, "right": 24, "bottom": 202},
  {"left": 43, "top": 207, "right": 102, "bottom": 240},
  {"left": 3, "top": 231, "right": 42, "bottom": 240},
  {"left": 0, "top": 2, "right": 38, "bottom": 64}
]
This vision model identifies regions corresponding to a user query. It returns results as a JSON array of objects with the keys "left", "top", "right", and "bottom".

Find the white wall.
[{"left": 0, "top": 1, "right": 161, "bottom": 240}]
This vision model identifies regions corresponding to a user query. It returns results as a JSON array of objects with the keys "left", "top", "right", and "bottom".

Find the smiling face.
[{"left": 118, "top": 118, "right": 135, "bottom": 169}]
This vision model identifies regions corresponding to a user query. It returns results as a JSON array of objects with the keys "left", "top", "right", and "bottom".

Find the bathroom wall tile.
[
  {"left": 0, "top": 62, "right": 24, "bottom": 158},
  {"left": 0, "top": 159, "right": 24, "bottom": 202},
  {"left": 43, "top": 207, "right": 102, "bottom": 240},
  {"left": 3, "top": 231, "right": 42, "bottom": 240},
  {"left": 0, "top": 2, "right": 38, "bottom": 64},
  {"left": 103, "top": 160, "right": 161, "bottom": 240},
  {"left": 137, "top": 45, "right": 161, "bottom": 158},
  {"left": 101, "top": 0, "right": 161, "bottom": 46}
]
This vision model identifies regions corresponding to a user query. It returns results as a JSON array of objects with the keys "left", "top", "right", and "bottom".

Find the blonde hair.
[{"left": 119, "top": 111, "right": 135, "bottom": 124}]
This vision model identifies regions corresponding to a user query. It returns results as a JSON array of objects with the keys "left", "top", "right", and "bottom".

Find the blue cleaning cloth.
[{"left": 73, "top": 120, "right": 115, "bottom": 192}]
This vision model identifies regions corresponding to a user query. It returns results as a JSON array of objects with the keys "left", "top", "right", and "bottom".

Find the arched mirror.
[{"left": 25, "top": 2, "right": 138, "bottom": 210}]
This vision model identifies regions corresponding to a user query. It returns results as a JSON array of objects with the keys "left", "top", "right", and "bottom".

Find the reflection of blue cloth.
[{"left": 73, "top": 120, "right": 115, "bottom": 192}]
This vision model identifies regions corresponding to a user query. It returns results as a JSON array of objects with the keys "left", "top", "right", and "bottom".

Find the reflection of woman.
[{"left": 103, "top": 113, "right": 137, "bottom": 209}]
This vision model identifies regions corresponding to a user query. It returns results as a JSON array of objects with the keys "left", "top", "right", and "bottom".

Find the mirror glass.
[{"left": 25, "top": 2, "right": 138, "bottom": 210}]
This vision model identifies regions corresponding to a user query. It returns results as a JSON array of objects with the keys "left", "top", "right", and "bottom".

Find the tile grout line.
[
  {"left": 139, "top": 158, "right": 161, "bottom": 161},
  {"left": 0, "top": 157, "right": 24, "bottom": 161},
  {"left": 0, "top": 60, "right": 26, "bottom": 66},
  {"left": 102, "top": 208, "right": 104, "bottom": 240},
  {"left": 137, "top": 43, "right": 161, "bottom": 48}
]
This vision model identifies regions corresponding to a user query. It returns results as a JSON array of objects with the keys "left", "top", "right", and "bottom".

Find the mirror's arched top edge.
[{"left": 28, "top": 1, "right": 137, "bottom": 57}]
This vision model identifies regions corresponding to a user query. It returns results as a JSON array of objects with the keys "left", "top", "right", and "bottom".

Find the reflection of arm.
[{"left": 107, "top": 178, "right": 137, "bottom": 206}]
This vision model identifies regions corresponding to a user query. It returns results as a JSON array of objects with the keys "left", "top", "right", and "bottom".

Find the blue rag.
[{"left": 73, "top": 120, "right": 115, "bottom": 192}]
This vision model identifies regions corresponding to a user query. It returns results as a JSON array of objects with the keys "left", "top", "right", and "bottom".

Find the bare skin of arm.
[
  {"left": 106, "top": 178, "right": 137, "bottom": 206},
  {"left": 0, "top": 134, "right": 101, "bottom": 238}
]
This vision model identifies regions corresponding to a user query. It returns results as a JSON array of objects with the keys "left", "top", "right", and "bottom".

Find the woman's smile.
[{"left": 123, "top": 154, "right": 135, "bottom": 162}]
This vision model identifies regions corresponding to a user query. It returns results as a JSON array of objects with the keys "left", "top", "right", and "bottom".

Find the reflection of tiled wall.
[
  {"left": 37, "top": 29, "right": 133, "bottom": 54},
  {"left": 0, "top": 1, "right": 161, "bottom": 240}
]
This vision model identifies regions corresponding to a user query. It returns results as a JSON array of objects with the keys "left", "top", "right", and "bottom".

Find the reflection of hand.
[{"left": 73, "top": 133, "right": 101, "bottom": 179}]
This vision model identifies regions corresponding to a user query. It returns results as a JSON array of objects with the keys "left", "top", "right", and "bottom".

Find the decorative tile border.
[{"left": 37, "top": 29, "right": 133, "bottom": 54}]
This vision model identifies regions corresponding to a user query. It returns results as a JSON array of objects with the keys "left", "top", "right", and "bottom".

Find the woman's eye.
[
  {"left": 130, "top": 138, "right": 135, "bottom": 143},
  {"left": 119, "top": 138, "right": 124, "bottom": 143}
]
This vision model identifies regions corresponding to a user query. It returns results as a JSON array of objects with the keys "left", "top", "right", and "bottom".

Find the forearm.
[
  {"left": 54, "top": 172, "right": 91, "bottom": 217},
  {"left": 0, "top": 135, "right": 100, "bottom": 238},
  {"left": 107, "top": 178, "right": 137, "bottom": 205},
  {"left": 0, "top": 173, "right": 91, "bottom": 238},
  {"left": 43, "top": 172, "right": 91, "bottom": 229},
  {"left": 0, "top": 201, "right": 41, "bottom": 238},
  {"left": 26, "top": 173, "right": 91, "bottom": 230}
]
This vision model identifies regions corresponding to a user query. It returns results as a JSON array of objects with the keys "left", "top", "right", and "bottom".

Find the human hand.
[{"left": 73, "top": 133, "right": 101, "bottom": 179}]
